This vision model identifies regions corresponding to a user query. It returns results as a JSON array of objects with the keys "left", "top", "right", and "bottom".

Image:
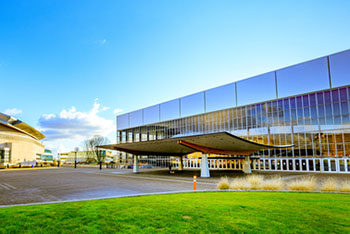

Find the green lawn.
[{"left": 0, "top": 192, "right": 349, "bottom": 234}]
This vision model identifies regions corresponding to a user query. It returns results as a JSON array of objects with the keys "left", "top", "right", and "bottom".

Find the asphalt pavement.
[
  {"left": 0, "top": 167, "right": 217, "bottom": 206},
  {"left": 1, "top": 167, "right": 349, "bottom": 206}
]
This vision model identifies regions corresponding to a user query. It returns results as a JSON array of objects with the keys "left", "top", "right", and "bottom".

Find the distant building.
[
  {"left": 0, "top": 112, "right": 45, "bottom": 166},
  {"left": 58, "top": 150, "right": 114, "bottom": 163},
  {"left": 38, "top": 149, "right": 54, "bottom": 163}
]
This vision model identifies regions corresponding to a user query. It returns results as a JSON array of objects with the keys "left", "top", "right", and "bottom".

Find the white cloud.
[
  {"left": 38, "top": 100, "right": 115, "bottom": 141},
  {"left": 4, "top": 108, "right": 22, "bottom": 116},
  {"left": 113, "top": 108, "right": 123, "bottom": 114},
  {"left": 94, "top": 39, "right": 107, "bottom": 46}
]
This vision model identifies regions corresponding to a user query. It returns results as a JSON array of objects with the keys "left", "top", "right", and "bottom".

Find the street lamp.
[{"left": 74, "top": 147, "right": 79, "bottom": 168}]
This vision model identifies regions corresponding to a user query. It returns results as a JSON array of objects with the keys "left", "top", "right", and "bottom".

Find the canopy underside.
[{"left": 100, "top": 132, "right": 293, "bottom": 156}]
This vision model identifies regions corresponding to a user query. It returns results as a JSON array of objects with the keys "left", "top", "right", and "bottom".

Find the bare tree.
[
  {"left": 88, "top": 135, "right": 110, "bottom": 170},
  {"left": 83, "top": 139, "right": 95, "bottom": 163}
]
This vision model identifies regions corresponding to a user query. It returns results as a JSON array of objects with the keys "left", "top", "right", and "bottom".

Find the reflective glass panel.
[
  {"left": 237, "top": 72, "right": 276, "bottom": 106},
  {"left": 180, "top": 92, "right": 205, "bottom": 117},
  {"left": 277, "top": 57, "right": 330, "bottom": 98},
  {"left": 329, "top": 50, "right": 350, "bottom": 88},
  {"left": 144, "top": 105, "right": 160, "bottom": 125},
  {"left": 117, "top": 114, "right": 129, "bottom": 130},
  {"left": 160, "top": 99, "right": 180, "bottom": 121},
  {"left": 129, "top": 109, "right": 143, "bottom": 128},
  {"left": 205, "top": 82, "right": 236, "bottom": 112}
]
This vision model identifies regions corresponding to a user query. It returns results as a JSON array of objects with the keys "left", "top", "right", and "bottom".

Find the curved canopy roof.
[
  {"left": 0, "top": 112, "right": 45, "bottom": 140},
  {"left": 100, "top": 132, "right": 293, "bottom": 156}
]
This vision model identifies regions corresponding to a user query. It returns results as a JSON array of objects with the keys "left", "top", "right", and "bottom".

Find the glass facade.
[
  {"left": 117, "top": 86, "right": 350, "bottom": 158},
  {"left": 276, "top": 57, "right": 330, "bottom": 99},
  {"left": 206, "top": 83, "right": 236, "bottom": 112},
  {"left": 180, "top": 92, "right": 205, "bottom": 117},
  {"left": 0, "top": 149, "right": 10, "bottom": 164},
  {"left": 160, "top": 99, "right": 180, "bottom": 122},
  {"left": 329, "top": 50, "right": 350, "bottom": 88},
  {"left": 118, "top": 50, "right": 350, "bottom": 130},
  {"left": 116, "top": 50, "right": 350, "bottom": 168},
  {"left": 237, "top": 72, "right": 276, "bottom": 106}
]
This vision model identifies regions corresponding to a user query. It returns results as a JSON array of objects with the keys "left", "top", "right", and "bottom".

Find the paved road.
[{"left": 0, "top": 168, "right": 217, "bottom": 206}]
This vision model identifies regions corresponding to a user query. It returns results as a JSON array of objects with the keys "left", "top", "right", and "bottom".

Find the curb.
[{"left": 0, "top": 189, "right": 348, "bottom": 208}]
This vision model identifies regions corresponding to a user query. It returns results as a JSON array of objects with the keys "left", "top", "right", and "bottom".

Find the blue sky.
[{"left": 1, "top": 0, "right": 349, "bottom": 154}]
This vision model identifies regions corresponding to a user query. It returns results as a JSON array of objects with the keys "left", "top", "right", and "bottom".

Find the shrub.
[
  {"left": 247, "top": 175, "right": 264, "bottom": 189},
  {"left": 262, "top": 176, "right": 284, "bottom": 190},
  {"left": 230, "top": 178, "right": 250, "bottom": 190},
  {"left": 288, "top": 177, "right": 316, "bottom": 191},
  {"left": 217, "top": 177, "right": 230, "bottom": 190},
  {"left": 339, "top": 181, "right": 350, "bottom": 193},
  {"left": 320, "top": 178, "right": 338, "bottom": 192}
]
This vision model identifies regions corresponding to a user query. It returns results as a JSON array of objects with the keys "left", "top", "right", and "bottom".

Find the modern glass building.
[{"left": 114, "top": 50, "right": 350, "bottom": 174}]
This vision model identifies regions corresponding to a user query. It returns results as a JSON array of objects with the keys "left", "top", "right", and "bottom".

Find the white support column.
[
  {"left": 275, "top": 159, "right": 278, "bottom": 171},
  {"left": 200, "top": 154, "right": 210, "bottom": 177},
  {"left": 336, "top": 159, "right": 340, "bottom": 173},
  {"left": 313, "top": 159, "right": 316, "bottom": 172},
  {"left": 345, "top": 159, "right": 348, "bottom": 173},
  {"left": 178, "top": 156, "right": 183, "bottom": 171},
  {"left": 320, "top": 158, "right": 324, "bottom": 172},
  {"left": 263, "top": 159, "right": 266, "bottom": 170},
  {"left": 242, "top": 156, "right": 252, "bottom": 173},
  {"left": 133, "top": 155, "right": 139, "bottom": 173},
  {"left": 293, "top": 159, "right": 296, "bottom": 171}
]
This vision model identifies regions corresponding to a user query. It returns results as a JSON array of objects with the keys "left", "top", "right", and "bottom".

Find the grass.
[
  {"left": 321, "top": 178, "right": 338, "bottom": 192},
  {"left": 339, "top": 181, "right": 350, "bottom": 192},
  {"left": 1, "top": 192, "right": 349, "bottom": 234},
  {"left": 247, "top": 175, "right": 263, "bottom": 189},
  {"left": 230, "top": 177, "right": 250, "bottom": 190},
  {"left": 217, "top": 177, "right": 230, "bottom": 190},
  {"left": 288, "top": 177, "right": 316, "bottom": 191},
  {"left": 262, "top": 176, "right": 284, "bottom": 190}
]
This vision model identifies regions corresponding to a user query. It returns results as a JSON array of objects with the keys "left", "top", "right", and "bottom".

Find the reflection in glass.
[
  {"left": 117, "top": 114, "right": 129, "bottom": 130},
  {"left": 117, "top": 87, "right": 350, "bottom": 160},
  {"left": 129, "top": 109, "right": 143, "bottom": 128},
  {"left": 180, "top": 92, "right": 205, "bottom": 117},
  {"left": 144, "top": 105, "right": 160, "bottom": 125},
  {"left": 329, "top": 50, "right": 350, "bottom": 88},
  {"left": 160, "top": 99, "right": 180, "bottom": 121},
  {"left": 237, "top": 72, "right": 276, "bottom": 106},
  {"left": 277, "top": 57, "right": 330, "bottom": 98},
  {"left": 206, "top": 83, "right": 236, "bottom": 112}
]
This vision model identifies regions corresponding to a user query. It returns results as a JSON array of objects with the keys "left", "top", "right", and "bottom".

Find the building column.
[
  {"left": 178, "top": 156, "right": 183, "bottom": 171},
  {"left": 200, "top": 154, "right": 210, "bottom": 177},
  {"left": 133, "top": 155, "right": 139, "bottom": 173},
  {"left": 345, "top": 159, "right": 348, "bottom": 173},
  {"left": 242, "top": 156, "right": 252, "bottom": 173},
  {"left": 336, "top": 159, "right": 340, "bottom": 173}
]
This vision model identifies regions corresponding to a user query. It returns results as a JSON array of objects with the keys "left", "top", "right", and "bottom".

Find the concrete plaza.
[
  {"left": 1, "top": 167, "right": 349, "bottom": 206},
  {"left": 0, "top": 167, "right": 217, "bottom": 206}
]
